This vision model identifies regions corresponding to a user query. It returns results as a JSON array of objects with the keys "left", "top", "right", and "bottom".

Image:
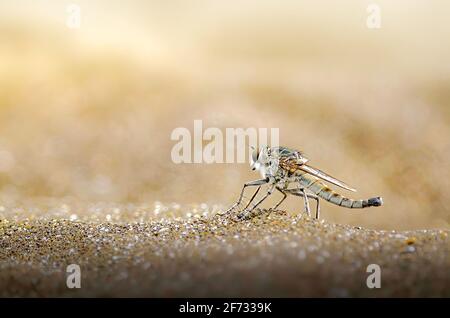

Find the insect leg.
[
  {"left": 243, "top": 186, "right": 262, "bottom": 210},
  {"left": 285, "top": 188, "right": 319, "bottom": 218},
  {"left": 299, "top": 188, "right": 311, "bottom": 217},
  {"left": 221, "top": 178, "right": 269, "bottom": 214},
  {"left": 314, "top": 195, "right": 321, "bottom": 219},
  {"left": 248, "top": 184, "right": 275, "bottom": 211},
  {"left": 238, "top": 185, "right": 275, "bottom": 220},
  {"left": 271, "top": 187, "right": 287, "bottom": 210},
  {"left": 304, "top": 192, "right": 320, "bottom": 219}
]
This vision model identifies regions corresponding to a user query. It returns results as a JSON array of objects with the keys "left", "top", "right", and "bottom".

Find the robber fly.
[{"left": 223, "top": 146, "right": 383, "bottom": 220}]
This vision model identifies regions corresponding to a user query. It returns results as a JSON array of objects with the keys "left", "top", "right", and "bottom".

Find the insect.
[{"left": 223, "top": 146, "right": 383, "bottom": 220}]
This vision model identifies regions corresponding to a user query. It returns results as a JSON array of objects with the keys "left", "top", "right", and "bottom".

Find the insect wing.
[
  {"left": 299, "top": 165, "right": 357, "bottom": 192},
  {"left": 275, "top": 147, "right": 309, "bottom": 165}
]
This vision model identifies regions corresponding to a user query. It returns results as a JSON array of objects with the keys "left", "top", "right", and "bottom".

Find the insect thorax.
[{"left": 261, "top": 158, "right": 290, "bottom": 182}]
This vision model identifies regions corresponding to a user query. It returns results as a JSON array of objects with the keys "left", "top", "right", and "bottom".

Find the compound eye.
[{"left": 252, "top": 149, "right": 259, "bottom": 163}]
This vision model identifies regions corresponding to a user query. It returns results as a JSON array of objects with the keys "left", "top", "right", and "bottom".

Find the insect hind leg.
[
  {"left": 300, "top": 188, "right": 311, "bottom": 217},
  {"left": 308, "top": 193, "right": 320, "bottom": 219},
  {"left": 285, "top": 188, "right": 321, "bottom": 219}
]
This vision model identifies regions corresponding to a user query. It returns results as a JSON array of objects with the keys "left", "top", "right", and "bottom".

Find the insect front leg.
[
  {"left": 243, "top": 186, "right": 262, "bottom": 210},
  {"left": 221, "top": 178, "right": 269, "bottom": 215},
  {"left": 271, "top": 187, "right": 287, "bottom": 210},
  {"left": 237, "top": 184, "right": 275, "bottom": 220}
]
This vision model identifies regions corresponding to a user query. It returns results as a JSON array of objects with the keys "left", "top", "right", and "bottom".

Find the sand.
[{"left": 0, "top": 202, "right": 448, "bottom": 297}]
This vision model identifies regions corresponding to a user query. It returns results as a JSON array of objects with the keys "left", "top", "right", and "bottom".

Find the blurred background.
[{"left": 0, "top": 0, "right": 449, "bottom": 230}]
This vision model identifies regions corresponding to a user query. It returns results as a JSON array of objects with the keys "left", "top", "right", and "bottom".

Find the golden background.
[{"left": 0, "top": 1, "right": 449, "bottom": 230}]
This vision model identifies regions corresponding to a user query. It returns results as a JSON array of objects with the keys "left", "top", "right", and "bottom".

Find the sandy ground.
[
  {"left": 0, "top": 202, "right": 448, "bottom": 297},
  {"left": 1, "top": 2, "right": 450, "bottom": 232}
]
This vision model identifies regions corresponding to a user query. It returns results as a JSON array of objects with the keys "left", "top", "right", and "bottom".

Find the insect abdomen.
[{"left": 297, "top": 174, "right": 383, "bottom": 209}]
